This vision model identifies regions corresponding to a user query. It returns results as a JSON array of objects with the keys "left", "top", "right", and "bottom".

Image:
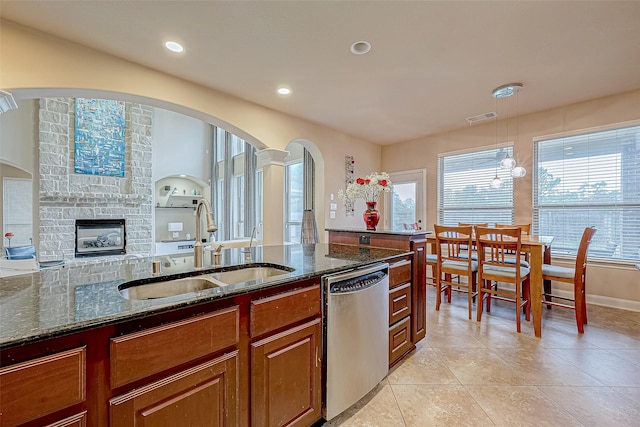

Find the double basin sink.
[{"left": 119, "top": 263, "right": 295, "bottom": 300}]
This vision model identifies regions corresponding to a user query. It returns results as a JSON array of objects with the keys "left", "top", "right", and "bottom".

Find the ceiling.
[{"left": 3, "top": 1, "right": 640, "bottom": 145}]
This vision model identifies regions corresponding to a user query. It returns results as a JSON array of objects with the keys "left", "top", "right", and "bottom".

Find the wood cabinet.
[
  {"left": 0, "top": 347, "right": 86, "bottom": 427},
  {"left": 0, "top": 277, "right": 331, "bottom": 427},
  {"left": 110, "top": 351, "right": 238, "bottom": 427},
  {"left": 327, "top": 229, "right": 428, "bottom": 366},
  {"left": 251, "top": 320, "right": 322, "bottom": 427},
  {"left": 250, "top": 285, "right": 322, "bottom": 427}
]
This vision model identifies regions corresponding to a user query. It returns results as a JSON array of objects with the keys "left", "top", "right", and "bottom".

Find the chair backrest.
[
  {"left": 434, "top": 225, "right": 473, "bottom": 261},
  {"left": 4, "top": 245, "right": 37, "bottom": 260},
  {"left": 475, "top": 226, "right": 525, "bottom": 280},
  {"left": 495, "top": 223, "right": 531, "bottom": 235},
  {"left": 575, "top": 226, "right": 597, "bottom": 281}
]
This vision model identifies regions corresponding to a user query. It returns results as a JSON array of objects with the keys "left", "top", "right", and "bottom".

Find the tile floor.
[{"left": 323, "top": 287, "right": 640, "bottom": 426}]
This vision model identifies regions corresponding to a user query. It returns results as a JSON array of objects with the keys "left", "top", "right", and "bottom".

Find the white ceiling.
[{"left": 3, "top": 1, "right": 640, "bottom": 145}]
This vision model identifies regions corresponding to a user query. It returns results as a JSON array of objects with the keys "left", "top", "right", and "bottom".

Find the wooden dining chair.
[
  {"left": 434, "top": 225, "right": 478, "bottom": 320},
  {"left": 542, "top": 226, "right": 597, "bottom": 333},
  {"left": 476, "top": 226, "right": 531, "bottom": 332},
  {"left": 495, "top": 223, "right": 531, "bottom": 266}
]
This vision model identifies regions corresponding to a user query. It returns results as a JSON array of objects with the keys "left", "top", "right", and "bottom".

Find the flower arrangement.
[{"left": 339, "top": 172, "right": 393, "bottom": 203}]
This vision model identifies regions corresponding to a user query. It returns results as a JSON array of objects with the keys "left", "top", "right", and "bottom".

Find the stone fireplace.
[
  {"left": 37, "top": 98, "right": 154, "bottom": 262},
  {"left": 75, "top": 219, "right": 126, "bottom": 258}
]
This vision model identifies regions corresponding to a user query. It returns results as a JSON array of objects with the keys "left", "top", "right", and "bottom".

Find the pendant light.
[
  {"left": 491, "top": 82, "right": 526, "bottom": 178},
  {"left": 490, "top": 95, "right": 503, "bottom": 189}
]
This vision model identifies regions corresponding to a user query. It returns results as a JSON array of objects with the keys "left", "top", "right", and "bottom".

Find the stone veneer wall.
[{"left": 38, "top": 98, "right": 153, "bottom": 262}]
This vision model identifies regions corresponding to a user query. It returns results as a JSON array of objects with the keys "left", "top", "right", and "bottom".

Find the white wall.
[
  {"left": 152, "top": 107, "right": 212, "bottom": 184},
  {"left": 382, "top": 89, "right": 640, "bottom": 310}
]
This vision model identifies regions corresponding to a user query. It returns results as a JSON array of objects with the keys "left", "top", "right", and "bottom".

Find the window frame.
[
  {"left": 533, "top": 120, "right": 640, "bottom": 263},
  {"left": 437, "top": 144, "right": 515, "bottom": 226}
]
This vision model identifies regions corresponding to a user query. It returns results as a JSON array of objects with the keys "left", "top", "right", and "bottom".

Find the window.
[
  {"left": 3, "top": 178, "right": 33, "bottom": 246},
  {"left": 212, "top": 126, "right": 260, "bottom": 241},
  {"left": 284, "top": 160, "right": 303, "bottom": 243},
  {"left": 385, "top": 170, "right": 425, "bottom": 231},
  {"left": 438, "top": 146, "right": 514, "bottom": 225},
  {"left": 533, "top": 123, "right": 640, "bottom": 262}
]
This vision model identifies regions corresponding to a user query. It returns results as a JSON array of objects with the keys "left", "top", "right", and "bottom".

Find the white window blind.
[
  {"left": 533, "top": 124, "right": 640, "bottom": 262},
  {"left": 438, "top": 146, "right": 514, "bottom": 225}
]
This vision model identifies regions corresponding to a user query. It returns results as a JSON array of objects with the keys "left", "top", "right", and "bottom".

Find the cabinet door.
[
  {"left": 251, "top": 319, "right": 322, "bottom": 427},
  {"left": 109, "top": 351, "right": 238, "bottom": 427}
]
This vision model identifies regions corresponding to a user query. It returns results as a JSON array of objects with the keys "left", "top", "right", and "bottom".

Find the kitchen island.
[
  {"left": 326, "top": 227, "right": 429, "bottom": 357},
  {"left": 0, "top": 243, "right": 411, "bottom": 427}
]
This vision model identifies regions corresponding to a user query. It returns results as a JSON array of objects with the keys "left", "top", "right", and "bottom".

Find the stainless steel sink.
[
  {"left": 119, "top": 277, "right": 219, "bottom": 300},
  {"left": 118, "top": 264, "right": 295, "bottom": 300},
  {"left": 208, "top": 266, "right": 293, "bottom": 286}
]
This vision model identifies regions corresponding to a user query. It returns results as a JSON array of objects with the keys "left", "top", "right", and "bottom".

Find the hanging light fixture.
[
  {"left": 492, "top": 82, "right": 527, "bottom": 178},
  {"left": 490, "top": 95, "right": 503, "bottom": 189}
]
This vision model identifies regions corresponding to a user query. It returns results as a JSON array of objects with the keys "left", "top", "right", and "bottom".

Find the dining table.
[{"left": 427, "top": 233, "right": 554, "bottom": 337}]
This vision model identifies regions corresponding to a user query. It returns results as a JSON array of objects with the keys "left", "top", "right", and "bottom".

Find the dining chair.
[
  {"left": 457, "top": 222, "right": 488, "bottom": 255},
  {"left": 434, "top": 224, "right": 478, "bottom": 319},
  {"left": 542, "top": 226, "right": 597, "bottom": 333},
  {"left": 495, "top": 223, "right": 531, "bottom": 266},
  {"left": 476, "top": 226, "right": 531, "bottom": 332}
]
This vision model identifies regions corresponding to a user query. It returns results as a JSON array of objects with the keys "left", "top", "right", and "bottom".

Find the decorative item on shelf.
[
  {"left": 338, "top": 172, "right": 392, "bottom": 231},
  {"left": 4, "top": 232, "right": 14, "bottom": 247},
  {"left": 192, "top": 188, "right": 198, "bottom": 195}
]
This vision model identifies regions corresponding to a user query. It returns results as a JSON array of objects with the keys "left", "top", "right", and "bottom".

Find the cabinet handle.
[{"left": 315, "top": 347, "right": 319, "bottom": 368}]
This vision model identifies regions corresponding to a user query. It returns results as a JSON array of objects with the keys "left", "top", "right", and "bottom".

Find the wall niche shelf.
[{"left": 159, "top": 194, "right": 202, "bottom": 208}]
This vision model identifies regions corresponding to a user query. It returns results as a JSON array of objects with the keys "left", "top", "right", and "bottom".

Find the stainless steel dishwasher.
[{"left": 323, "top": 263, "right": 389, "bottom": 420}]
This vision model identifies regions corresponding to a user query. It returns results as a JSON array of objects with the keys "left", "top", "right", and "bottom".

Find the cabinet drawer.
[
  {"left": 0, "top": 347, "right": 86, "bottom": 427},
  {"left": 389, "top": 259, "right": 411, "bottom": 289},
  {"left": 44, "top": 411, "right": 88, "bottom": 427},
  {"left": 250, "top": 285, "right": 321, "bottom": 337},
  {"left": 389, "top": 317, "right": 412, "bottom": 366},
  {"left": 110, "top": 306, "right": 239, "bottom": 389},
  {"left": 389, "top": 282, "right": 412, "bottom": 325}
]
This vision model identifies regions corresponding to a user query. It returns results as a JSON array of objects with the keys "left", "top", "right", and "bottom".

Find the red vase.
[{"left": 363, "top": 201, "right": 380, "bottom": 231}]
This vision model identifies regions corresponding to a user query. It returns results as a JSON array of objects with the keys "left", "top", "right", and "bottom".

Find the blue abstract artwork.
[{"left": 74, "top": 98, "right": 126, "bottom": 177}]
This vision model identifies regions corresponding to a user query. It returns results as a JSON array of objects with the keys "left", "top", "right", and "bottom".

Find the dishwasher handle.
[{"left": 329, "top": 270, "right": 387, "bottom": 294}]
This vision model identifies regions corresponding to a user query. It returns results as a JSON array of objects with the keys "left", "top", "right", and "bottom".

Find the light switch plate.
[
  {"left": 330, "top": 203, "right": 337, "bottom": 211},
  {"left": 330, "top": 211, "right": 336, "bottom": 219}
]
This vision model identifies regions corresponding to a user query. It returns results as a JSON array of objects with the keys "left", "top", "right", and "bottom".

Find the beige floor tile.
[
  {"left": 580, "top": 327, "right": 640, "bottom": 350},
  {"left": 424, "top": 322, "right": 487, "bottom": 349},
  {"left": 611, "top": 386, "right": 640, "bottom": 407},
  {"left": 467, "top": 385, "right": 583, "bottom": 427},
  {"left": 539, "top": 386, "right": 640, "bottom": 427},
  {"left": 548, "top": 348, "right": 640, "bottom": 386},
  {"left": 434, "top": 347, "right": 530, "bottom": 386},
  {"left": 605, "top": 349, "right": 640, "bottom": 367},
  {"left": 388, "top": 346, "right": 459, "bottom": 385},
  {"left": 490, "top": 347, "right": 604, "bottom": 386},
  {"left": 323, "top": 381, "right": 405, "bottom": 427},
  {"left": 392, "top": 384, "right": 494, "bottom": 427}
]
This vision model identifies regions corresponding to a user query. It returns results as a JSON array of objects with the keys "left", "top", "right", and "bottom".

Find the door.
[
  {"left": 109, "top": 352, "right": 238, "bottom": 427},
  {"left": 385, "top": 169, "right": 426, "bottom": 231},
  {"left": 251, "top": 319, "right": 322, "bottom": 427}
]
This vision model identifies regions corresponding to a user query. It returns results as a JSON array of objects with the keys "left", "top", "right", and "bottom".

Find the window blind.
[
  {"left": 438, "top": 146, "right": 514, "bottom": 225},
  {"left": 533, "top": 124, "right": 640, "bottom": 261}
]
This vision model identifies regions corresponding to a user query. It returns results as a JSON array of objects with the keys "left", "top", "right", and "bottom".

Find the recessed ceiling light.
[
  {"left": 277, "top": 87, "right": 291, "bottom": 95},
  {"left": 165, "top": 41, "right": 184, "bottom": 53},
  {"left": 350, "top": 41, "right": 372, "bottom": 55}
]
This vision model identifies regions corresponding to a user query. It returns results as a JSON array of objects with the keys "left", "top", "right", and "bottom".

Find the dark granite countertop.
[
  {"left": 325, "top": 227, "right": 431, "bottom": 237},
  {"left": 0, "top": 243, "right": 409, "bottom": 348}
]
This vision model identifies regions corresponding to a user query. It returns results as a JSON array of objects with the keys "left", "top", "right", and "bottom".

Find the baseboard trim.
[{"left": 550, "top": 289, "right": 640, "bottom": 313}]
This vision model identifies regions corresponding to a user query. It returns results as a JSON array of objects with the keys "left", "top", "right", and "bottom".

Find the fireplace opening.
[{"left": 75, "top": 219, "right": 126, "bottom": 258}]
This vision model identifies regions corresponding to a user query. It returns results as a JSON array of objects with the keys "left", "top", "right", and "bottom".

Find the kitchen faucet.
[
  {"left": 241, "top": 226, "right": 258, "bottom": 259},
  {"left": 194, "top": 199, "right": 217, "bottom": 268}
]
